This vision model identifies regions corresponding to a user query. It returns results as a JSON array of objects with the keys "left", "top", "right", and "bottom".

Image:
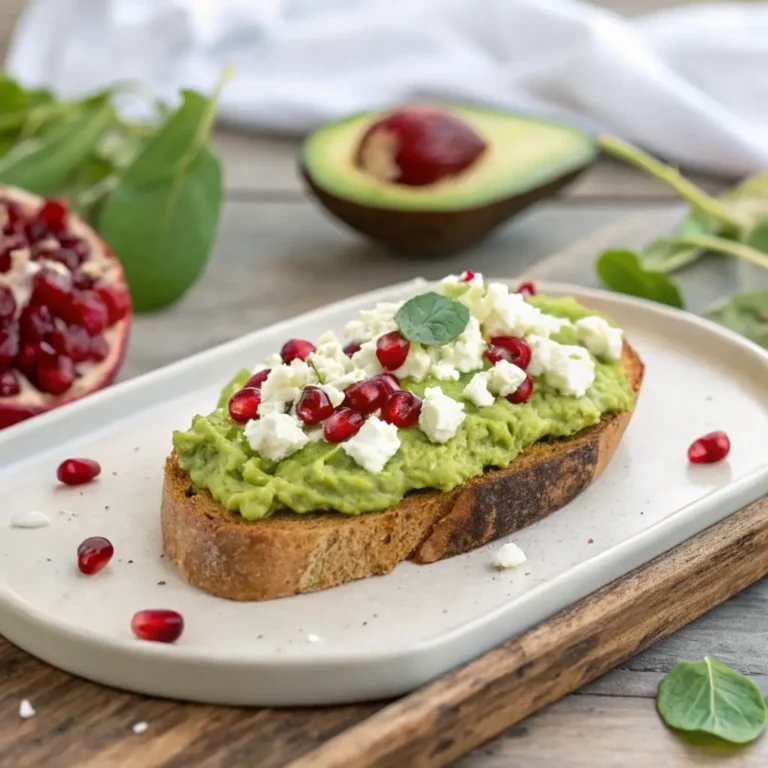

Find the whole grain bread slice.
[{"left": 162, "top": 341, "right": 644, "bottom": 601}]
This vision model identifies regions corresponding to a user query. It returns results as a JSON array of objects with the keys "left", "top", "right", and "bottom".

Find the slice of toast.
[{"left": 162, "top": 342, "right": 644, "bottom": 601}]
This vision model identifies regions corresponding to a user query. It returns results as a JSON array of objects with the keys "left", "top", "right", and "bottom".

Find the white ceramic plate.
[{"left": 1, "top": 281, "right": 767, "bottom": 707}]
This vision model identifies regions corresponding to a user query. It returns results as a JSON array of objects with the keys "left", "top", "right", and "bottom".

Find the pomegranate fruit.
[
  {"left": 506, "top": 374, "right": 534, "bottom": 404},
  {"left": 0, "top": 186, "right": 131, "bottom": 430},
  {"left": 376, "top": 331, "right": 410, "bottom": 370},
  {"left": 131, "top": 609, "right": 184, "bottom": 643},
  {"left": 688, "top": 431, "right": 731, "bottom": 464},
  {"left": 381, "top": 390, "right": 422, "bottom": 428},
  {"left": 57, "top": 458, "right": 101, "bottom": 486},
  {"left": 324, "top": 408, "right": 365, "bottom": 442},
  {"left": 356, "top": 107, "right": 486, "bottom": 186},
  {"left": 485, "top": 336, "right": 531, "bottom": 369},
  {"left": 77, "top": 536, "right": 114, "bottom": 575}
]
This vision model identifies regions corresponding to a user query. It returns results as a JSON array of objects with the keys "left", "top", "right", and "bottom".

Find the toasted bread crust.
[{"left": 162, "top": 343, "right": 644, "bottom": 600}]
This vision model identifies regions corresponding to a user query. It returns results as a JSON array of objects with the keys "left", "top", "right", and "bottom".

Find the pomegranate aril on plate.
[
  {"left": 36, "top": 199, "right": 69, "bottom": 235},
  {"left": 343, "top": 378, "right": 387, "bottom": 415},
  {"left": 67, "top": 291, "right": 108, "bottom": 336},
  {"left": 89, "top": 335, "right": 109, "bottom": 362},
  {"left": 688, "top": 431, "right": 731, "bottom": 464},
  {"left": 77, "top": 536, "right": 113, "bottom": 575},
  {"left": 343, "top": 341, "right": 361, "bottom": 357},
  {"left": 32, "top": 267, "right": 72, "bottom": 314},
  {"left": 131, "top": 609, "right": 184, "bottom": 644},
  {"left": 229, "top": 388, "right": 261, "bottom": 423},
  {"left": 297, "top": 386, "right": 334, "bottom": 424},
  {"left": 58, "top": 457, "right": 102, "bottom": 485},
  {"left": 374, "top": 372, "right": 401, "bottom": 395},
  {"left": 381, "top": 391, "right": 422, "bottom": 427},
  {"left": 486, "top": 336, "right": 531, "bottom": 370},
  {"left": 36, "top": 354, "right": 75, "bottom": 395},
  {"left": 244, "top": 368, "right": 271, "bottom": 390},
  {"left": 280, "top": 338, "right": 316, "bottom": 364},
  {"left": 376, "top": 331, "right": 410, "bottom": 370},
  {"left": 507, "top": 374, "right": 534, "bottom": 404},
  {"left": 20, "top": 303, "right": 54, "bottom": 341},
  {"left": 517, "top": 281, "right": 536, "bottom": 298},
  {"left": 0, "top": 369, "right": 19, "bottom": 397},
  {"left": 47, "top": 318, "right": 71, "bottom": 355},
  {"left": 0, "top": 323, "right": 19, "bottom": 367},
  {"left": 0, "top": 286, "right": 15, "bottom": 323},
  {"left": 324, "top": 408, "right": 365, "bottom": 442},
  {"left": 67, "top": 325, "right": 91, "bottom": 362}
]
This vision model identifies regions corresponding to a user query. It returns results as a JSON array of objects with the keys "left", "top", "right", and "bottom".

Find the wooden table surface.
[{"left": 2, "top": 2, "right": 768, "bottom": 766}]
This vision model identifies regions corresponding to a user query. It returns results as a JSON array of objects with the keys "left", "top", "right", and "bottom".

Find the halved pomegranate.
[{"left": 0, "top": 187, "right": 131, "bottom": 429}]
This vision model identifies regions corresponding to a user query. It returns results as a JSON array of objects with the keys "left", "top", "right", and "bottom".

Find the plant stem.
[
  {"left": 669, "top": 234, "right": 768, "bottom": 272},
  {"left": 599, "top": 136, "right": 746, "bottom": 232}
]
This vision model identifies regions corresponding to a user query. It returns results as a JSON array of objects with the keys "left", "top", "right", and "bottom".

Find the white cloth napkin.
[{"left": 6, "top": 0, "right": 768, "bottom": 177}]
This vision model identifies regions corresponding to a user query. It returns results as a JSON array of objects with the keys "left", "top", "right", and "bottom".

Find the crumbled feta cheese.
[
  {"left": 326, "top": 367, "right": 366, "bottom": 391},
  {"left": 254, "top": 353, "right": 283, "bottom": 372},
  {"left": 132, "top": 721, "right": 149, "bottom": 734},
  {"left": 394, "top": 344, "right": 432, "bottom": 382},
  {"left": 19, "top": 699, "right": 35, "bottom": 719},
  {"left": 529, "top": 313, "right": 571, "bottom": 338},
  {"left": 494, "top": 542, "right": 527, "bottom": 569},
  {"left": 428, "top": 349, "right": 461, "bottom": 382},
  {"left": 316, "top": 330, "right": 339, "bottom": 346},
  {"left": 10, "top": 511, "right": 50, "bottom": 529},
  {"left": 342, "top": 416, "right": 400, "bottom": 473},
  {"left": 575, "top": 316, "right": 623, "bottom": 360},
  {"left": 526, "top": 335, "right": 553, "bottom": 377},
  {"left": 344, "top": 302, "right": 401, "bottom": 342},
  {"left": 419, "top": 387, "right": 465, "bottom": 443},
  {"left": 319, "top": 383, "right": 345, "bottom": 408},
  {"left": 440, "top": 272, "right": 485, "bottom": 309},
  {"left": 350, "top": 340, "right": 384, "bottom": 377},
  {"left": 463, "top": 372, "right": 494, "bottom": 407},
  {"left": 260, "top": 360, "right": 315, "bottom": 406},
  {"left": 308, "top": 352, "right": 348, "bottom": 383},
  {"left": 245, "top": 413, "right": 309, "bottom": 461},
  {"left": 427, "top": 317, "right": 486, "bottom": 381},
  {"left": 306, "top": 427, "right": 325, "bottom": 442},
  {"left": 257, "top": 399, "right": 287, "bottom": 418},
  {"left": 487, "top": 360, "right": 527, "bottom": 397},
  {"left": 314, "top": 340, "right": 353, "bottom": 371},
  {"left": 546, "top": 345, "right": 595, "bottom": 397}
]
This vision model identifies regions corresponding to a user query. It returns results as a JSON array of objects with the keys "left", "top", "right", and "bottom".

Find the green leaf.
[
  {"left": 0, "top": 102, "right": 115, "bottom": 195},
  {"left": 641, "top": 238, "right": 704, "bottom": 274},
  {"left": 657, "top": 657, "right": 767, "bottom": 744},
  {"left": 395, "top": 292, "right": 470, "bottom": 346},
  {"left": 595, "top": 249, "right": 685, "bottom": 309},
  {"left": 745, "top": 219, "right": 768, "bottom": 255},
  {"left": 99, "top": 84, "right": 226, "bottom": 311},
  {"left": 705, "top": 291, "right": 768, "bottom": 349}
]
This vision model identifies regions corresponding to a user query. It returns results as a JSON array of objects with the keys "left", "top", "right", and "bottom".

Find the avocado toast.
[{"left": 164, "top": 275, "right": 643, "bottom": 600}]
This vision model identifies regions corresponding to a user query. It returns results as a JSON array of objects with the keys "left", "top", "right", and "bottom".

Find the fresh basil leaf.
[
  {"left": 395, "top": 292, "right": 469, "bottom": 346},
  {"left": 641, "top": 239, "right": 704, "bottom": 274},
  {"left": 99, "top": 88, "right": 224, "bottom": 311},
  {"left": 705, "top": 290, "right": 768, "bottom": 349},
  {"left": 595, "top": 249, "right": 685, "bottom": 309},
  {"left": 0, "top": 102, "right": 115, "bottom": 194},
  {"left": 657, "top": 657, "right": 767, "bottom": 744}
]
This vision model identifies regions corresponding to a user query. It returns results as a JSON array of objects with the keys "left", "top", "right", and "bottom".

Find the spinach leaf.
[
  {"left": 595, "top": 249, "right": 685, "bottom": 308},
  {"left": 99, "top": 82, "right": 226, "bottom": 311},
  {"left": 705, "top": 291, "right": 768, "bottom": 349},
  {"left": 395, "top": 292, "right": 470, "bottom": 345},
  {"left": 657, "top": 657, "right": 767, "bottom": 744},
  {"left": 0, "top": 102, "right": 115, "bottom": 194}
]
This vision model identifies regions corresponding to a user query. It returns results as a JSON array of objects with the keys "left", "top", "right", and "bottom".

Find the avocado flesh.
[{"left": 302, "top": 105, "right": 597, "bottom": 212}]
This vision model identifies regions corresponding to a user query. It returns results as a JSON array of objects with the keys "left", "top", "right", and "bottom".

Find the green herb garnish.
[
  {"left": 395, "top": 292, "right": 469, "bottom": 345},
  {"left": 595, "top": 249, "right": 684, "bottom": 309}
]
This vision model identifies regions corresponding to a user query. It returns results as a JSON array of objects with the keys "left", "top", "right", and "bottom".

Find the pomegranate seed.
[
  {"left": 0, "top": 250, "right": 10, "bottom": 274},
  {"left": 68, "top": 291, "right": 108, "bottom": 336},
  {"left": 24, "top": 219, "right": 48, "bottom": 243},
  {"left": 47, "top": 247, "right": 80, "bottom": 272},
  {"left": 297, "top": 386, "right": 334, "bottom": 424},
  {"left": 280, "top": 338, "right": 316, "bottom": 364},
  {"left": 58, "top": 458, "right": 102, "bottom": 485},
  {"left": 17, "top": 341, "right": 49, "bottom": 371},
  {"left": 89, "top": 335, "right": 109, "bottom": 362},
  {"left": 97, "top": 285, "right": 131, "bottom": 326},
  {"left": 37, "top": 199, "right": 69, "bottom": 235},
  {"left": 0, "top": 369, "right": 20, "bottom": 396},
  {"left": 517, "top": 282, "right": 536, "bottom": 299},
  {"left": 244, "top": 368, "right": 271, "bottom": 390},
  {"left": 343, "top": 341, "right": 362, "bottom": 357},
  {"left": 5, "top": 202, "right": 25, "bottom": 231},
  {"left": 376, "top": 332, "right": 410, "bottom": 370},
  {"left": 323, "top": 408, "right": 365, "bottom": 442},
  {"left": 0, "top": 322, "right": 19, "bottom": 367},
  {"left": 72, "top": 270, "right": 95, "bottom": 290},
  {"left": 77, "top": 536, "right": 113, "bottom": 575},
  {"left": 507, "top": 374, "right": 534, "bottom": 404},
  {"left": 131, "top": 609, "right": 184, "bottom": 643},
  {"left": 58, "top": 235, "right": 90, "bottom": 262},
  {"left": 485, "top": 336, "right": 532, "bottom": 370},
  {"left": 0, "top": 235, "right": 25, "bottom": 273},
  {"left": 36, "top": 353, "right": 75, "bottom": 395},
  {"left": 688, "top": 431, "right": 731, "bottom": 464},
  {"left": 67, "top": 325, "right": 91, "bottom": 362},
  {"left": 47, "top": 318, "right": 71, "bottom": 355},
  {"left": 20, "top": 303, "right": 54, "bottom": 341},
  {"left": 461, "top": 270, "right": 476, "bottom": 282},
  {"left": 32, "top": 267, "right": 72, "bottom": 314},
  {"left": 0, "top": 287, "right": 16, "bottom": 324},
  {"left": 228, "top": 388, "right": 261, "bottom": 423},
  {"left": 343, "top": 378, "right": 387, "bottom": 415},
  {"left": 374, "top": 372, "right": 401, "bottom": 395},
  {"left": 381, "top": 391, "right": 422, "bottom": 427}
]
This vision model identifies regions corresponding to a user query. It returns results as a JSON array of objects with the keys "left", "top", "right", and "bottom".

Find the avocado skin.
[{"left": 301, "top": 163, "right": 592, "bottom": 256}]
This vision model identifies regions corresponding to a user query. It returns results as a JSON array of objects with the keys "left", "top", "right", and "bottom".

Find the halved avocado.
[{"left": 301, "top": 104, "right": 598, "bottom": 256}]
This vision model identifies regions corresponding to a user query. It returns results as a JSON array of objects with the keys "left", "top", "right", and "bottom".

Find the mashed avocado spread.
[{"left": 173, "top": 290, "right": 635, "bottom": 520}]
